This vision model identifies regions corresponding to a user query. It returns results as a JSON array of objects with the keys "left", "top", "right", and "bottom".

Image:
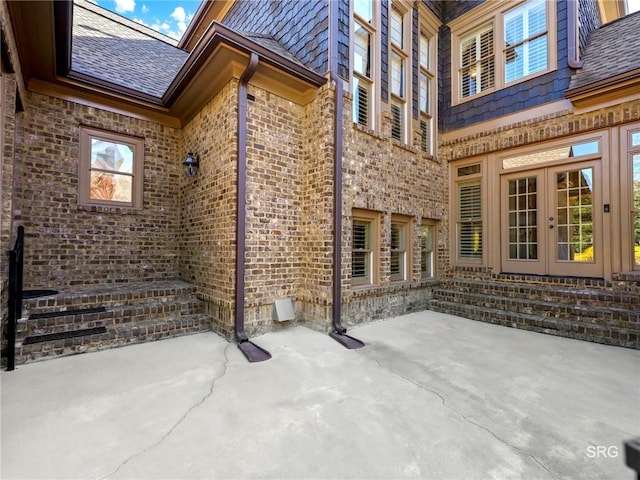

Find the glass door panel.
[
  {"left": 633, "top": 153, "right": 640, "bottom": 267},
  {"left": 548, "top": 161, "right": 602, "bottom": 277},
  {"left": 501, "top": 170, "right": 546, "bottom": 275}
]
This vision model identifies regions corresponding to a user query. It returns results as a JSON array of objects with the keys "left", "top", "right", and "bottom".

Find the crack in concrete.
[
  {"left": 356, "top": 350, "right": 558, "bottom": 479},
  {"left": 101, "top": 343, "right": 231, "bottom": 479}
]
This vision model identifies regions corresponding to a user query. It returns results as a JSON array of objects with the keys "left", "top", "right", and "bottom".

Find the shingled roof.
[
  {"left": 569, "top": 10, "right": 640, "bottom": 90},
  {"left": 71, "top": 0, "right": 189, "bottom": 98}
]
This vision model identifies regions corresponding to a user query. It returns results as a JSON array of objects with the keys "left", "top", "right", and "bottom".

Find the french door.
[{"left": 501, "top": 160, "right": 603, "bottom": 277}]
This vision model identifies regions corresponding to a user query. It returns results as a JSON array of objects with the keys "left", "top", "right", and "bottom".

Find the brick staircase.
[
  {"left": 430, "top": 271, "right": 640, "bottom": 348},
  {"left": 14, "top": 280, "right": 212, "bottom": 364}
]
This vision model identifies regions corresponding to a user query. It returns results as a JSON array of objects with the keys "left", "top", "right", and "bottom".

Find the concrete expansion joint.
[
  {"left": 100, "top": 343, "right": 232, "bottom": 479},
  {"left": 354, "top": 350, "right": 557, "bottom": 479}
]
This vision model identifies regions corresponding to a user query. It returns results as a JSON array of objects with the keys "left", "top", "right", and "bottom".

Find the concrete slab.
[{"left": 1, "top": 310, "right": 638, "bottom": 479}]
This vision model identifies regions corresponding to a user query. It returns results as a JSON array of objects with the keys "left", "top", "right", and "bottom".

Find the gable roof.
[
  {"left": 71, "top": 0, "right": 188, "bottom": 98},
  {"left": 6, "top": 0, "right": 326, "bottom": 127},
  {"left": 568, "top": 10, "right": 640, "bottom": 91}
]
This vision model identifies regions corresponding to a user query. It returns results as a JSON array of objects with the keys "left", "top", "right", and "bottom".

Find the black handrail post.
[{"left": 6, "top": 225, "right": 24, "bottom": 371}]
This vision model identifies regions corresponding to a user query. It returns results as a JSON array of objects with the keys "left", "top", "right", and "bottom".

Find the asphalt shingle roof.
[
  {"left": 71, "top": 0, "right": 189, "bottom": 98},
  {"left": 569, "top": 10, "right": 640, "bottom": 90}
]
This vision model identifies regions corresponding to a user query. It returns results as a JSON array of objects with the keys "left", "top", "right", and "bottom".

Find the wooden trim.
[
  {"left": 78, "top": 127, "right": 145, "bottom": 210},
  {"left": 352, "top": 208, "right": 381, "bottom": 286},
  {"left": 419, "top": 219, "right": 438, "bottom": 278},
  {"left": 390, "top": 213, "right": 413, "bottom": 282}
]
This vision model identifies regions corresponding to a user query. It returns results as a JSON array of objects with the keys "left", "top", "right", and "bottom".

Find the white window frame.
[
  {"left": 449, "top": 0, "right": 557, "bottom": 105},
  {"left": 420, "top": 220, "right": 437, "bottom": 278}
]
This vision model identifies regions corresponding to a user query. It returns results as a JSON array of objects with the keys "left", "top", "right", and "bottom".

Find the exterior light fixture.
[{"left": 183, "top": 152, "right": 199, "bottom": 177}]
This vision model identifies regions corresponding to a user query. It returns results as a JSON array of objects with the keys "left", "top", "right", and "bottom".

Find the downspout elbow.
[{"left": 568, "top": 0, "right": 584, "bottom": 70}]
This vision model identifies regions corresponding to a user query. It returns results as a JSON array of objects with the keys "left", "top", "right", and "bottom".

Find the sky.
[
  {"left": 96, "top": 0, "right": 640, "bottom": 42},
  {"left": 94, "top": 0, "right": 203, "bottom": 41}
]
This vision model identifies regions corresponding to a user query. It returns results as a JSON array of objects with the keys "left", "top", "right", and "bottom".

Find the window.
[
  {"left": 458, "top": 181, "right": 482, "bottom": 259},
  {"left": 631, "top": 130, "right": 640, "bottom": 268},
  {"left": 389, "top": 4, "right": 409, "bottom": 143},
  {"left": 419, "top": 30, "right": 434, "bottom": 154},
  {"left": 352, "top": 209, "right": 380, "bottom": 285},
  {"left": 79, "top": 127, "right": 144, "bottom": 209},
  {"left": 390, "top": 215, "right": 412, "bottom": 281},
  {"left": 454, "top": 162, "right": 483, "bottom": 261},
  {"left": 504, "top": 0, "right": 548, "bottom": 84},
  {"left": 420, "top": 221, "right": 437, "bottom": 277},
  {"left": 460, "top": 24, "right": 494, "bottom": 98},
  {"left": 352, "top": 0, "right": 377, "bottom": 129},
  {"left": 451, "top": 0, "right": 556, "bottom": 104}
]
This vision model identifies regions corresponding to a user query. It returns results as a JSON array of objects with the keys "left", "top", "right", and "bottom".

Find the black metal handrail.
[{"left": 7, "top": 226, "right": 24, "bottom": 371}]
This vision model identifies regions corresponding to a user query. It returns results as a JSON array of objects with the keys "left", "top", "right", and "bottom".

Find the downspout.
[
  {"left": 328, "top": 0, "right": 364, "bottom": 350},
  {"left": 235, "top": 52, "right": 271, "bottom": 362},
  {"left": 568, "top": 0, "right": 584, "bottom": 69}
]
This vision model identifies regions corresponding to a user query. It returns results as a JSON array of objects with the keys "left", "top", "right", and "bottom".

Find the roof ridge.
[{"left": 73, "top": 0, "right": 182, "bottom": 48}]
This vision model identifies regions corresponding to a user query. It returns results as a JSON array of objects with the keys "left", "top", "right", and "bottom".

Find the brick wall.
[
  {"left": 341, "top": 92, "right": 448, "bottom": 324},
  {"left": 17, "top": 93, "right": 182, "bottom": 288},
  {"left": 179, "top": 81, "right": 238, "bottom": 337},
  {"left": 1, "top": 74, "right": 18, "bottom": 355}
]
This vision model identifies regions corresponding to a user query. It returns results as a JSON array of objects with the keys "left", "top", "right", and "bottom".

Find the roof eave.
[{"left": 566, "top": 68, "right": 640, "bottom": 108}]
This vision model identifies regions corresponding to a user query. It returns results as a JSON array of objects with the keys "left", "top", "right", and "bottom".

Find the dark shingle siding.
[
  {"left": 71, "top": 3, "right": 188, "bottom": 98},
  {"left": 223, "top": 0, "right": 328, "bottom": 75},
  {"left": 570, "top": 10, "right": 640, "bottom": 90},
  {"left": 439, "top": 0, "right": 572, "bottom": 132},
  {"left": 412, "top": 6, "right": 419, "bottom": 119},
  {"left": 578, "top": 0, "right": 601, "bottom": 57},
  {"left": 338, "top": 0, "right": 350, "bottom": 79},
  {"left": 380, "top": 0, "right": 389, "bottom": 102}
]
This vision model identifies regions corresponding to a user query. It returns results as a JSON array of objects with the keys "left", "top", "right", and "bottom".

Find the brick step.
[
  {"left": 15, "top": 313, "right": 212, "bottom": 364},
  {"left": 16, "top": 298, "right": 204, "bottom": 338},
  {"left": 443, "top": 279, "right": 640, "bottom": 310},
  {"left": 21, "top": 280, "right": 199, "bottom": 316},
  {"left": 429, "top": 300, "right": 639, "bottom": 349},
  {"left": 432, "top": 288, "right": 640, "bottom": 328}
]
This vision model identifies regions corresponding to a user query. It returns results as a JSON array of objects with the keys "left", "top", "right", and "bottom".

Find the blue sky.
[{"left": 95, "top": 0, "right": 203, "bottom": 40}]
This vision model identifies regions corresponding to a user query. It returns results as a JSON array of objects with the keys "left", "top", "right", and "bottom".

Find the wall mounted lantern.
[{"left": 183, "top": 152, "right": 200, "bottom": 177}]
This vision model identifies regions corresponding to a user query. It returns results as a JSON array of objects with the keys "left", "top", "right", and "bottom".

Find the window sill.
[{"left": 78, "top": 204, "right": 143, "bottom": 214}]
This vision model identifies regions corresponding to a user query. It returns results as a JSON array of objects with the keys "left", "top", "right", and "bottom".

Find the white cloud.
[
  {"left": 141, "top": 4, "right": 148, "bottom": 14},
  {"left": 170, "top": 6, "right": 186, "bottom": 23},
  {"left": 113, "top": 0, "right": 135, "bottom": 13}
]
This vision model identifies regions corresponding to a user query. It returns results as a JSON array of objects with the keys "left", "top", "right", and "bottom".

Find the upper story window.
[
  {"left": 451, "top": 0, "right": 556, "bottom": 105},
  {"left": 389, "top": 3, "right": 410, "bottom": 143},
  {"left": 419, "top": 29, "right": 435, "bottom": 154},
  {"left": 79, "top": 127, "right": 144, "bottom": 209},
  {"left": 352, "top": 0, "right": 378, "bottom": 129}
]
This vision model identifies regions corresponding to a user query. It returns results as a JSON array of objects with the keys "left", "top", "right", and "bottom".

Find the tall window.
[
  {"left": 419, "top": 30, "right": 434, "bottom": 154},
  {"left": 390, "top": 215, "right": 411, "bottom": 281},
  {"left": 460, "top": 24, "right": 494, "bottom": 98},
  {"left": 79, "top": 127, "right": 144, "bottom": 209},
  {"left": 353, "top": 0, "right": 376, "bottom": 128},
  {"left": 504, "top": 0, "right": 548, "bottom": 83},
  {"left": 420, "top": 221, "right": 436, "bottom": 277},
  {"left": 389, "top": 4, "right": 409, "bottom": 143},
  {"left": 352, "top": 209, "right": 380, "bottom": 285},
  {"left": 455, "top": 164, "right": 483, "bottom": 261}
]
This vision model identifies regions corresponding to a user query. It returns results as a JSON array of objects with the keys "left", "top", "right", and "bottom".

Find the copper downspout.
[
  {"left": 235, "top": 52, "right": 271, "bottom": 362},
  {"left": 328, "top": 0, "right": 364, "bottom": 349}
]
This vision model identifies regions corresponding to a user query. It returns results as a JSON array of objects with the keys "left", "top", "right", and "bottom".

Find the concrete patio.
[{"left": 1, "top": 310, "right": 638, "bottom": 479}]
